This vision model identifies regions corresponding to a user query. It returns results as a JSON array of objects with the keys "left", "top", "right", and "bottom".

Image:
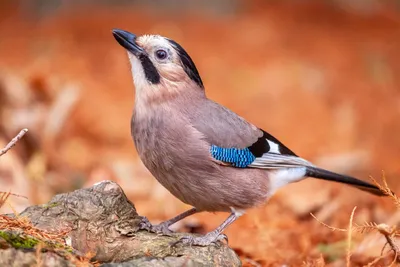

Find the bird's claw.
[
  {"left": 138, "top": 217, "right": 173, "bottom": 236},
  {"left": 151, "top": 222, "right": 174, "bottom": 236},
  {"left": 172, "top": 232, "right": 228, "bottom": 247},
  {"left": 138, "top": 216, "right": 153, "bottom": 231}
]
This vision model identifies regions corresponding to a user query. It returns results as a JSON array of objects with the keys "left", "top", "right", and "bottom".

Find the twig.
[
  {"left": 0, "top": 192, "right": 11, "bottom": 209},
  {"left": 354, "top": 222, "right": 378, "bottom": 234},
  {"left": 367, "top": 251, "right": 393, "bottom": 266},
  {"left": 346, "top": 207, "right": 357, "bottom": 267},
  {"left": 381, "top": 242, "right": 389, "bottom": 256},
  {"left": 6, "top": 201, "right": 18, "bottom": 217},
  {"left": 243, "top": 258, "right": 262, "bottom": 267},
  {"left": 0, "top": 191, "right": 28, "bottom": 200},
  {"left": 389, "top": 251, "right": 398, "bottom": 267},
  {"left": 310, "top": 212, "right": 347, "bottom": 232},
  {"left": 0, "top": 128, "right": 28, "bottom": 157},
  {"left": 312, "top": 173, "right": 400, "bottom": 265},
  {"left": 376, "top": 224, "right": 400, "bottom": 264},
  {"left": 369, "top": 174, "right": 400, "bottom": 209}
]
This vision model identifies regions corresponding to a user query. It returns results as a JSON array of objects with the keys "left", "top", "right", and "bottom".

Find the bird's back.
[{"left": 187, "top": 98, "right": 263, "bottom": 148}]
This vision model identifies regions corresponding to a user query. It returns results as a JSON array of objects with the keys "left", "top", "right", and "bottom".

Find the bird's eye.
[{"left": 155, "top": 49, "right": 168, "bottom": 60}]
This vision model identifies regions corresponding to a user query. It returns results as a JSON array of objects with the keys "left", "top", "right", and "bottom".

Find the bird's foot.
[
  {"left": 138, "top": 217, "right": 173, "bottom": 236},
  {"left": 138, "top": 216, "right": 153, "bottom": 231},
  {"left": 173, "top": 231, "right": 228, "bottom": 247},
  {"left": 151, "top": 222, "right": 174, "bottom": 235}
]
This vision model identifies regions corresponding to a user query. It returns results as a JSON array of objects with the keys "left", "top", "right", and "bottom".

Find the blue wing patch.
[{"left": 210, "top": 145, "right": 256, "bottom": 168}]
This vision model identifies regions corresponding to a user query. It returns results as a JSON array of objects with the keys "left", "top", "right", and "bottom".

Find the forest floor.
[{"left": 0, "top": 1, "right": 400, "bottom": 266}]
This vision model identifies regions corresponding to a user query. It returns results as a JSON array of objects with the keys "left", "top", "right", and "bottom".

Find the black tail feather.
[{"left": 305, "top": 167, "right": 385, "bottom": 196}]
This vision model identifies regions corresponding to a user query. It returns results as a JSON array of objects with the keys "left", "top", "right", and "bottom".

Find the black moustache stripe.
[{"left": 139, "top": 54, "right": 161, "bottom": 84}]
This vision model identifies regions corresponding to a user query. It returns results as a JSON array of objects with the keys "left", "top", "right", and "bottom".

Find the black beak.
[{"left": 112, "top": 29, "right": 145, "bottom": 56}]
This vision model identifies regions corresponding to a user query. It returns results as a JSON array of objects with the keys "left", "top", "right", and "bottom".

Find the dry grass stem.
[
  {"left": 366, "top": 251, "right": 393, "bottom": 266},
  {"left": 310, "top": 206, "right": 400, "bottom": 266},
  {"left": 243, "top": 258, "right": 262, "bottom": 267},
  {"left": 354, "top": 222, "right": 379, "bottom": 234},
  {"left": 369, "top": 173, "right": 400, "bottom": 209},
  {"left": 368, "top": 174, "right": 400, "bottom": 263},
  {"left": 376, "top": 224, "right": 400, "bottom": 264},
  {"left": 0, "top": 215, "right": 68, "bottom": 244},
  {"left": 35, "top": 242, "right": 44, "bottom": 267},
  {"left": 0, "top": 128, "right": 28, "bottom": 157},
  {"left": 388, "top": 252, "right": 398, "bottom": 267},
  {"left": 346, "top": 206, "right": 357, "bottom": 267},
  {"left": 66, "top": 251, "right": 99, "bottom": 267},
  {"left": 0, "top": 192, "right": 27, "bottom": 200},
  {"left": 310, "top": 212, "right": 347, "bottom": 232},
  {"left": 0, "top": 192, "right": 11, "bottom": 210}
]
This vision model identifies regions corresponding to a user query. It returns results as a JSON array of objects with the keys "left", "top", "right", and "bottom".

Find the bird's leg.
[
  {"left": 174, "top": 212, "right": 239, "bottom": 246},
  {"left": 152, "top": 207, "right": 198, "bottom": 234},
  {"left": 139, "top": 207, "right": 198, "bottom": 235}
]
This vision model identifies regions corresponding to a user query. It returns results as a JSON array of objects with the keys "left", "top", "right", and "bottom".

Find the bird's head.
[{"left": 112, "top": 29, "right": 204, "bottom": 106}]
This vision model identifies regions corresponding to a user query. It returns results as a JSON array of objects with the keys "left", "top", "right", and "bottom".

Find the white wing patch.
[
  {"left": 267, "top": 139, "right": 280, "bottom": 154},
  {"left": 249, "top": 138, "right": 314, "bottom": 169},
  {"left": 249, "top": 154, "right": 313, "bottom": 169}
]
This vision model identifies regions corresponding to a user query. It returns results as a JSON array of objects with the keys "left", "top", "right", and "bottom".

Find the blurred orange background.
[{"left": 1, "top": 1, "right": 400, "bottom": 266}]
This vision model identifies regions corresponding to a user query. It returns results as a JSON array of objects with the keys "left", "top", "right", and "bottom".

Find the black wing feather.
[{"left": 248, "top": 130, "right": 297, "bottom": 157}]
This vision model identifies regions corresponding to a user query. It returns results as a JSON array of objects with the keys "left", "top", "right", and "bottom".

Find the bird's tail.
[{"left": 305, "top": 166, "right": 385, "bottom": 196}]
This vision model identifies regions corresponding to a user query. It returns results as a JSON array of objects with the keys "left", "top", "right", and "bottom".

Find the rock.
[
  {"left": 0, "top": 247, "right": 75, "bottom": 267},
  {"left": 0, "top": 181, "right": 241, "bottom": 266}
]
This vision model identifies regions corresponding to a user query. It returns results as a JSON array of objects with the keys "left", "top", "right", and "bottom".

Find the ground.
[{"left": 0, "top": 1, "right": 400, "bottom": 266}]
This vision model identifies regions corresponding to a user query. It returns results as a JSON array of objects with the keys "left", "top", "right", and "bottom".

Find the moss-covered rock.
[{"left": 0, "top": 230, "right": 39, "bottom": 249}]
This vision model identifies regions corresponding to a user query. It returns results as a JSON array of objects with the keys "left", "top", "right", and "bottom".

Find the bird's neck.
[
  {"left": 133, "top": 80, "right": 205, "bottom": 118},
  {"left": 133, "top": 88, "right": 206, "bottom": 120}
]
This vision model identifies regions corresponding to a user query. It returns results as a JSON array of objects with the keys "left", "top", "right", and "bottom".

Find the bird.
[{"left": 112, "top": 29, "right": 385, "bottom": 246}]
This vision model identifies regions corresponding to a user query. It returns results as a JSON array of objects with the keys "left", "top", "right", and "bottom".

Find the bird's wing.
[
  {"left": 184, "top": 98, "right": 384, "bottom": 196},
  {"left": 188, "top": 99, "right": 313, "bottom": 169},
  {"left": 208, "top": 129, "right": 314, "bottom": 169}
]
